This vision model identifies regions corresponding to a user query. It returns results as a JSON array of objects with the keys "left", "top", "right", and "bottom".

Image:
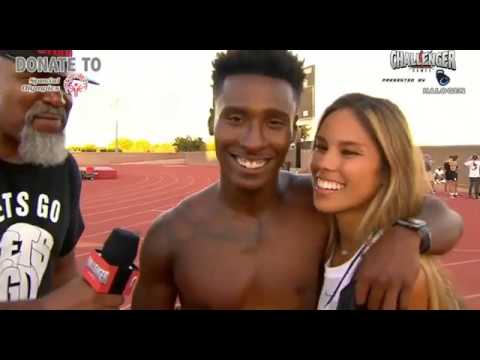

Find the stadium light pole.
[
  {"left": 111, "top": 97, "right": 120, "bottom": 153},
  {"left": 115, "top": 119, "right": 119, "bottom": 153},
  {"left": 295, "top": 64, "right": 315, "bottom": 171},
  {"left": 295, "top": 127, "right": 302, "bottom": 169}
]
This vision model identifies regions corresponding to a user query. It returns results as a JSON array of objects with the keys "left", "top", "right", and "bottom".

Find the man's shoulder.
[
  {"left": 280, "top": 171, "right": 314, "bottom": 200},
  {"left": 149, "top": 183, "right": 218, "bottom": 236},
  {"left": 64, "top": 152, "right": 79, "bottom": 171},
  {"left": 280, "top": 172, "right": 327, "bottom": 216},
  {"left": 63, "top": 153, "right": 82, "bottom": 194},
  {"left": 142, "top": 184, "right": 218, "bottom": 262},
  {"left": 51, "top": 153, "right": 80, "bottom": 180},
  {"left": 279, "top": 172, "right": 329, "bottom": 237},
  {"left": 175, "top": 183, "right": 218, "bottom": 218}
]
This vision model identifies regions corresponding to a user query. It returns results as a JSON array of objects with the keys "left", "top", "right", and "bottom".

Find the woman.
[
  {"left": 445, "top": 155, "right": 459, "bottom": 198},
  {"left": 424, "top": 153, "right": 436, "bottom": 194},
  {"left": 310, "top": 93, "right": 463, "bottom": 310}
]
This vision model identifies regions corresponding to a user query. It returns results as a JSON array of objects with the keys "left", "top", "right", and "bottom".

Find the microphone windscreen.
[{"left": 102, "top": 228, "right": 140, "bottom": 267}]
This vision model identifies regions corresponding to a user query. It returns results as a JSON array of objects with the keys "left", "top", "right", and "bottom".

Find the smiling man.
[
  {"left": 132, "top": 50, "right": 463, "bottom": 310},
  {"left": 0, "top": 50, "right": 122, "bottom": 309}
]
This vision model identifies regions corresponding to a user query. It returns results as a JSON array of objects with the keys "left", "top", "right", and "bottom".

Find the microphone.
[{"left": 82, "top": 228, "right": 140, "bottom": 296}]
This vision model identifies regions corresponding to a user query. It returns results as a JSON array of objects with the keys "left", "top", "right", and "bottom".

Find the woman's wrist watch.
[{"left": 395, "top": 218, "right": 432, "bottom": 254}]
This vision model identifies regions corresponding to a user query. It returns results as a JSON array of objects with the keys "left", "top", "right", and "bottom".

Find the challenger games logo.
[
  {"left": 384, "top": 50, "right": 465, "bottom": 95},
  {"left": 390, "top": 50, "right": 456, "bottom": 71}
]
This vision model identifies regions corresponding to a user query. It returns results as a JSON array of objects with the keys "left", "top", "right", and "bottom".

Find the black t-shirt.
[
  {"left": 444, "top": 161, "right": 452, "bottom": 173},
  {"left": 0, "top": 154, "right": 84, "bottom": 302}
]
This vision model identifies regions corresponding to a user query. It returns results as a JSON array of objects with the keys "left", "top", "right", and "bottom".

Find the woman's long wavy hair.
[{"left": 315, "top": 93, "right": 464, "bottom": 309}]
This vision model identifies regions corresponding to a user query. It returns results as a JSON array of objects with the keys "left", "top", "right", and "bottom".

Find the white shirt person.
[{"left": 464, "top": 156, "right": 480, "bottom": 199}]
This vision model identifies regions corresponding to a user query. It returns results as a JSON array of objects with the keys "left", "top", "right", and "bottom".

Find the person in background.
[
  {"left": 424, "top": 154, "right": 435, "bottom": 194},
  {"left": 464, "top": 154, "right": 480, "bottom": 200},
  {"left": 444, "top": 155, "right": 459, "bottom": 198}
]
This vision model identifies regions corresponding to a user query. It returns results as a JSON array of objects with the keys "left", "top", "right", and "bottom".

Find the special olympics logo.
[{"left": 63, "top": 73, "right": 88, "bottom": 97}]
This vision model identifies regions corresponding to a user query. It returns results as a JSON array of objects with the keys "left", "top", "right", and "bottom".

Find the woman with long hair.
[{"left": 311, "top": 93, "right": 463, "bottom": 310}]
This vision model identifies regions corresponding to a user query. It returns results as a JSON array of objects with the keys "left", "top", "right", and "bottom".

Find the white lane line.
[
  {"left": 464, "top": 293, "right": 480, "bottom": 300},
  {"left": 443, "top": 259, "right": 480, "bottom": 267}
]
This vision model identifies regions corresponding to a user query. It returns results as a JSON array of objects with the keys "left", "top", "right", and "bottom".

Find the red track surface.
[
  {"left": 76, "top": 164, "right": 479, "bottom": 309},
  {"left": 436, "top": 192, "right": 480, "bottom": 309}
]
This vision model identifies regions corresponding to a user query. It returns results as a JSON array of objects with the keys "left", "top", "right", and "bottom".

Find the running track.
[
  {"left": 75, "top": 164, "right": 480, "bottom": 309},
  {"left": 436, "top": 192, "right": 480, "bottom": 309}
]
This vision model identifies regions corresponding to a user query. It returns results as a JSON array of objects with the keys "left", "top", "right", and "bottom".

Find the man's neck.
[{"left": 217, "top": 176, "right": 284, "bottom": 216}]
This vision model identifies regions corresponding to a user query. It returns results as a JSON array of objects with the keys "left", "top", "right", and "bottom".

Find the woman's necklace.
[{"left": 337, "top": 230, "right": 384, "bottom": 257}]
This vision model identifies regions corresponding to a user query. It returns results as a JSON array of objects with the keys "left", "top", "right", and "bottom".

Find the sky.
[{"left": 66, "top": 50, "right": 480, "bottom": 147}]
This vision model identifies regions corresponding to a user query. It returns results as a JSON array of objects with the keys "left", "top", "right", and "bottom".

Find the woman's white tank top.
[{"left": 317, "top": 231, "right": 383, "bottom": 310}]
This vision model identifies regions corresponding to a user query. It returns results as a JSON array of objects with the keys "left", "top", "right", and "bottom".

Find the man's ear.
[
  {"left": 291, "top": 115, "right": 299, "bottom": 144},
  {"left": 208, "top": 107, "right": 215, "bottom": 136}
]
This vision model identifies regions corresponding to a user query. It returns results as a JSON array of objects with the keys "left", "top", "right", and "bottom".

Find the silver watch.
[{"left": 395, "top": 218, "right": 432, "bottom": 254}]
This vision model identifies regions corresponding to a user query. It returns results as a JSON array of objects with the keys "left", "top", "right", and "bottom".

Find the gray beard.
[{"left": 17, "top": 124, "right": 68, "bottom": 167}]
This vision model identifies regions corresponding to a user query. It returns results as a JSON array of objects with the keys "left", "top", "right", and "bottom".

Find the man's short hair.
[{"left": 211, "top": 50, "right": 306, "bottom": 103}]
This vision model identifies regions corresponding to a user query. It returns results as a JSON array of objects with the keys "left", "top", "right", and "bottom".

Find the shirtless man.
[{"left": 132, "top": 51, "right": 462, "bottom": 310}]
